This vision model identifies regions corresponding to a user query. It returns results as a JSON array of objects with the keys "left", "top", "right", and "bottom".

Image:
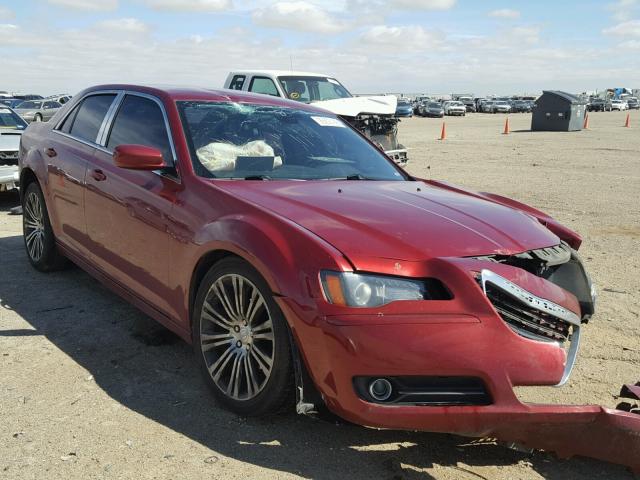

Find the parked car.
[
  {"left": 443, "top": 101, "right": 466, "bottom": 116},
  {"left": 478, "top": 100, "right": 493, "bottom": 113},
  {"left": 46, "top": 94, "right": 72, "bottom": 105},
  {"left": 13, "top": 94, "right": 44, "bottom": 101},
  {"left": 489, "top": 101, "right": 511, "bottom": 113},
  {"left": 418, "top": 101, "right": 444, "bottom": 118},
  {"left": 19, "top": 84, "right": 600, "bottom": 446},
  {"left": 13, "top": 100, "right": 62, "bottom": 122},
  {"left": 0, "top": 106, "right": 27, "bottom": 191},
  {"left": 626, "top": 97, "right": 639, "bottom": 110},
  {"left": 587, "top": 98, "right": 611, "bottom": 112},
  {"left": 457, "top": 97, "right": 476, "bottom": 112},
  {"left": 610, "top": 99, "right": 627, "bottom": 111},
  {"left": 511, "top": 100, "right": 532, "bottom": 113},
  {"left": 0, "top": 98, "right": 24, "bottom": 108},
  {"left": 395, "top": 99, "right": 413, "bottom": 117}
]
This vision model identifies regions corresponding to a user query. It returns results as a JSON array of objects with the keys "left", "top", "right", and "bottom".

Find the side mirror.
[{"left": 113, "top": 145, "right": 166, "bottom": 170}]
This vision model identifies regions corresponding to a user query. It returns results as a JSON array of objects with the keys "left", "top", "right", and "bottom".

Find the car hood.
[
  {"left": 312, "top": 95, "right": 397, "bottom": 117},
  {"left": 217, "top": 180, "right": 560, "bottom": 263},
  {"left": 0, "top": 129, "right": 22, "bottom": 151}
]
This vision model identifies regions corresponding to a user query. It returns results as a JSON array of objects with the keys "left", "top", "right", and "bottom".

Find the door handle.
[
  {"left": 45, "top": 147, "right": 57, "bottom": 158},
  {"left": 91, "top": 169, "right": 107, "bottom": 182}
]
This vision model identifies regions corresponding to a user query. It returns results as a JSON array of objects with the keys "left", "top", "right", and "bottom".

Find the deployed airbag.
[{"left": 196, "top": 140, "right": 282, "bottom": 172}]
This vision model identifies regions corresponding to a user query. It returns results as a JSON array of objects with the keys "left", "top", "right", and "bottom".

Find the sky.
[{"left": 0, "top": 0, "right": 639, "bottom": 96}]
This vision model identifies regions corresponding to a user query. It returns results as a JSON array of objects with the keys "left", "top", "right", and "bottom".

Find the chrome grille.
[
  {"left": 485, "top": 283, "right": 571, "bottom": 342},
  {"left": 479, "top": 269, "right": 582, "bottom": 386}
]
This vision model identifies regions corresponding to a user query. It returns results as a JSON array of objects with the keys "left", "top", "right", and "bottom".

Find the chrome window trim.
[
  {"left": 52, "top": 90, "right": 120, "bottom": 144},
  {"left": 51, "top": 89, "right": 180, "bottom": 182},
  {"left": 101, "top": 90, "right": 178, "bottom": 165},
  {"left": 97, "top": 92, "right": 125, "bottom": 145}
]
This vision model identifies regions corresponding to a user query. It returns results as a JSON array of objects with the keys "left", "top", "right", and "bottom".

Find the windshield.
[
  {"left": 0, "top": 108, "right": 28, "bottom": 129},
  {"left": 178, "top": 101, "right": 406, "bottom": 181},
  {"left": 428, "top": 102, "right": 441, "bottom": 108},
  {"left": 397, "top": 100, "right": 410, "bottom": 106},
  {"left": 277, "top": 76, "right": 352, "bottom": 103},
  {"left": 18, "top": 101, "right": 40, "bottom": 109},
  {"left": 449, "top": 102, "right": 464, "bottom": 106}
]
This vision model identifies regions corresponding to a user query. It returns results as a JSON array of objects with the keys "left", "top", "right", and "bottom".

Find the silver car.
[
  {"left": 13, "top": 100, "right": 62, "bottom": 123},
  {"left": 0, "top": 106, "right": 27, "bottom": 191}
]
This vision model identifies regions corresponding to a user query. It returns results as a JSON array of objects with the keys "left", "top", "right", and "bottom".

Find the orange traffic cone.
[
  {"left": 439, "top": 122, "right": 446, "bottom": 140},
  {"left": 624, "top": 113, "right": 631, "bottom": 128},
  {"left": 503, "top": 117, "right": 510, "bottom": 134},
  {"left": 583, "top": 113, "right": 589, "bottom": 129}
]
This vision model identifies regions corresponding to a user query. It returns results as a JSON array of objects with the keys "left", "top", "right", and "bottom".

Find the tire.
[
  {"left": 22, "top": 181, "right": 68, "bottom": 272},
  {"left": 192, "top": 257, "right": 294, "bottom": 416},
  {"left": 33, "top": 113, "right": 42, "bottom": 122}
]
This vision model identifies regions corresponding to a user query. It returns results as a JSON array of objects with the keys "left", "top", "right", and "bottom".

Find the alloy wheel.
[
  {"left": 23, "top": 191, "right": 46, "bottom": 262},
  {"left": 199, "top": 274, "right": 275, "bottom": 401}
]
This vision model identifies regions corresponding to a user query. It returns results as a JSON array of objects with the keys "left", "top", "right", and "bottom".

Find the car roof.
[
  {"left": 80, "top": 84, "right": 329, "bottom": 113},
  {"left": 229, "top": 70, "right": 334, "bottom": 78}
]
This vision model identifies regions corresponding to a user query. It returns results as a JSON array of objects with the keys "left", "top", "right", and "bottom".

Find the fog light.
[{"left": 368, "top": 378, "right": 393, "bottom": 402}]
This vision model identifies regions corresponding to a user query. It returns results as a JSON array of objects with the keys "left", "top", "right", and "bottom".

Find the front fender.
[{"left": 173, "top": 210, "right": 353, "bottom": 329}]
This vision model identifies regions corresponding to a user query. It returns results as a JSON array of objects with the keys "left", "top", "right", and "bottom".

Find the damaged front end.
[
  {"left": 288, "top": 240, "right": 639, "bottom": 472},
  {"left": 345, "top": 115, "right": 408, "bottom": 166}
]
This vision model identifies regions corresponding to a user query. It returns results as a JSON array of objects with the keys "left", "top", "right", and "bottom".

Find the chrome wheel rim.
[
  {"left": 200, "top": 274, "right": 275, "bottom": 401},
  {"left": 23, "top": 191, "right": 45, "bottom": 262}
]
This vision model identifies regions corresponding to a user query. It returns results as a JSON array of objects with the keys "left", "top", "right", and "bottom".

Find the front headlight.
[{"left": 320, "top": 271, "right": 427, "bottom": 307}]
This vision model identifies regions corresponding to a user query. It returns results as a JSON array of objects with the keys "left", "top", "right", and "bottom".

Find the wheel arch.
[{"left": 19, "top": 167, "right": 39, "bottom": 202}]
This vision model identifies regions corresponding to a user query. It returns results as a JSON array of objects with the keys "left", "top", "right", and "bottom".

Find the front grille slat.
[{"left": 479, "top": 270, "right": 579, "bottom": 344}]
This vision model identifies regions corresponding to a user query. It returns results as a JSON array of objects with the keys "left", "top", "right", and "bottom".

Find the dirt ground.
[{"left": 1, "top": 110, "right": 639, "bottom": 479}]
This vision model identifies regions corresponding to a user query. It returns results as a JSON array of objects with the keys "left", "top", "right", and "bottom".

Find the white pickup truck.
[{"left": 223, "top": 70, "right": 408, "bottom": 165}]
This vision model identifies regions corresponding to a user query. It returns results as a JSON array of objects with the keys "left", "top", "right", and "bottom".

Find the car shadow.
[{"left": 0, "top": 233, "right": 633, "bottom": 480}]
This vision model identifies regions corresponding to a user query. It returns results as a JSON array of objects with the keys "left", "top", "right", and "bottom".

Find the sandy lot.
[{"left": 1, "top": 110, "right": 639, "bottom": 479}]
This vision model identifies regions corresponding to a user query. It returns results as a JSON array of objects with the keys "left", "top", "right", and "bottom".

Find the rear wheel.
[
  {"left": 33, "top": 113, "right": 42, "bottom": 122},
  {"left": 22, "top": 182, "right": 67, "bottom": 271},
  {"left": 192, "top": 257, "right": 294, "bottom": 416}
]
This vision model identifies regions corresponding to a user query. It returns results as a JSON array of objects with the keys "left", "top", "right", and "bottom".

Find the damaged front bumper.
[{"left": 280, "top": 247, "right": 639, "bottom": 472}]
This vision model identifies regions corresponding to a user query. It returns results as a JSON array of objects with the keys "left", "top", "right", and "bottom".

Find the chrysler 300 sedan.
[{"left": 22, "top": 85, "right": 630, "bottom": 461}]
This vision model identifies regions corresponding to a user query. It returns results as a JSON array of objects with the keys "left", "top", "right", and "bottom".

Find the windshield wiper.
[{"left": 243, "top": 175, "right": 272, "bottom": 180}]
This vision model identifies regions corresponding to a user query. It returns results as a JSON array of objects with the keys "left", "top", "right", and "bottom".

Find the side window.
[
  {"left": 229, "top": 75, "right": 246, "bottom": 90},
  {"left": 248, "top": 77, "right": 279, "bottom": 97},
  {"left": 106, "top": 95, "right": 172, "bottom": 162},
  {"left": 69, "top": 94, "right": 116, "bottom": 143},
  {"left": 44, "top": 101, "right": 59, "bottom": 109},
  {"left": 58, "top": 104, "right": 79, "bottom": 133}
]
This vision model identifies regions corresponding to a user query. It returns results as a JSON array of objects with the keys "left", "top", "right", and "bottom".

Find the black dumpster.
[{"left": 531, "top": 91, "right": 586, "bottom": 131}]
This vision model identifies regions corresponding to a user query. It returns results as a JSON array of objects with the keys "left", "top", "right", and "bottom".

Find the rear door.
[
  {"left": 84, "top": 92, "right": 180, "bottom": 318},
  {"left": 48, "top": 93, "right": 117, "bottom": 254}
]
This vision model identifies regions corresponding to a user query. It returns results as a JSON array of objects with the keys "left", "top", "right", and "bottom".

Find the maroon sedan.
[{"left": 18, "top": 85, "right": 640, "bottom": 469}]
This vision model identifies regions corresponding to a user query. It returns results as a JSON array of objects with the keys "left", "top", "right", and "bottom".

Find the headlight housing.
[{"left": 320, "top": 271, "right": 428, "bottom": 308}]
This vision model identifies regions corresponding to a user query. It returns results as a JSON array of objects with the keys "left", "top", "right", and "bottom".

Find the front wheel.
[
  {"left": 192, "top": 257, "right": 294, "bottom": 416},
  {"left": 33, "top": 113, "right": 42, "bottom": 122},
  {"left": 22, "top": 182, "right": 68, "bottom": 271}
]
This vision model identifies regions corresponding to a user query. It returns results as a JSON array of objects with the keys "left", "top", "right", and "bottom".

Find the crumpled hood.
[
  {"left": 218, "top": 181, "right": 560, "bottom": 263},
  {"left": 312, "top": 95, "right": 397, "bottom": 117}
]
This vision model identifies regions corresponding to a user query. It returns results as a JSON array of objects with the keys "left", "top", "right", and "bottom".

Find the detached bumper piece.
[{"left": 617, "top": 382, "right": 640, "bottom": 414}]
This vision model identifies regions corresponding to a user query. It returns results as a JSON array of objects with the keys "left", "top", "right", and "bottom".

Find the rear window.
[{"left": 69, "top": 94, "right": 116, "bottom": 143}]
